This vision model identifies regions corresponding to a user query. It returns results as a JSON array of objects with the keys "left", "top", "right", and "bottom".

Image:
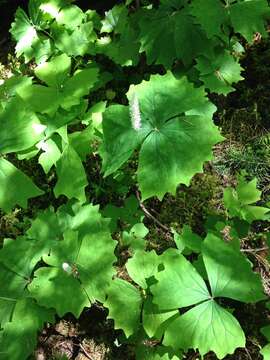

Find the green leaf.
[
  {"left": 69, "top": 126, "right": 95, "bottom": 161},
  {"left": 261, "top": 325, "right": 270, "bottom": 341},
  {"left": 196, "top": 51, "right": 244, "bottom": 95},
  {"left": 54, "top": 144, "right": 88, "bottom": 202},
  {"left": 190, "top": 0, "right": 227, "bottom": 38},
  {"left": 151, "top": 236, "right": 264, "bottom": 358},
  {"left": 102, "top": 72, "right": 223, "bottom": 200},
  {"left": 38, "top": 138, "right": 62, "bottom": 174},
  {"left": 104, "top": 278, "right": 142, "bottom": 338},
  {"left": 0, "top": 263, "right": 28, "bottom": 327},
  {"left": 202, "top": 233, "right": 265, "bottom": 302},
  {"left": 0, "top": 159, "right": 44, "bottom": 212},
  {"left": 174, "top": 225, "right": 203, "bottom": 253},
  {"left": 143, "top": 297, "right": 178, "bottom": 339},
  {"left": 52, "top": 22, "right": 96, "bottom": 56},
  {"left": 163, "top": 300, "right": 245, "bottom": 359},
  {"left": 35, "top": 53, "right": 71, "bottom": 88},
  {"left": 126, "top": 250, "right": 160, "bottom": 289},
  {"left": 138, "top": 7, "right": 214, "bottom": 68},
  {"left": 29, "top": 207, "right": 117, "bottom": 314},
  {"left": 121, "top": 223, "right": 148, "bottom": 251},
  {"left": 0, "top": 235, "right": 55, "bottom": 278},
  {"left": 151, "top": 249, "right": 210, "bottom": 310},
  {"left": 261, "top": 344, "right": 270, "bottom": 359},
  {"left": 10, "top": 7, "right": 52, "bottom": 63},
  {"left": 29, "top": 266, "right": 89, "bottom": 317},
  {"left": 0, "top": 76, "right": 32, "bottom": 103},
  {"left": 0, "top": 96, "right": 45, "bottom": 154},
  {"left": 27, "top": 208, "right": 62, "bottom": 242},
  {"left": 224, "top": 175, "right": 269, "bottom": 223},
  {"left": 18, "top": 55, "right": 99, "bottom": 114},
  {"left": 56, "top": 5, "right": 85, "bottom": 30},
  {"left": 0, "top": 298, "right": 55, "bottom": 360},
  {"left": 100, "top": 5, "right": 127, "bottom": 33},
  {"left": 229, "top": 0, "right": 270, "bottom": 42}
]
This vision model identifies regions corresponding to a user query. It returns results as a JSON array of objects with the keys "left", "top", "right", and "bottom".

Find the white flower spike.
[{"left": 129, "top": 92, "right": 142, "bottom": 131}]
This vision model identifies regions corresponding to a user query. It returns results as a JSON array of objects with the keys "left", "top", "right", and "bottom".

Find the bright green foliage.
[
  {"left": 261, "top": 344, "right": 270, "bottom": 359},
  {"left": 105, "top": 278, "right": 142, "bottom": 337},
  {"left": 121, "top": 223, "right": 148, "bottom": 251},
  {"left": 105, "top": 250, "right": 173, "bottom": 339},
  {"left": 229, "top": 0, "right": 270, "bottom": 42},
  {"left": 164, "top": 300, "right": 244, "bottom": 359},
  {"left": 1, "top": 0, "right": 270, "bottom": 359},
  {"left": 102, "top": 72, "right": 223, "bottom": 200},
  {"left": 138, "top": 7, "right": 213, "bottom": 68},
  {"left": 126, "top": 250, "right": 160, "bottom": 289},
  {"left": 0, "top": 263, "right": 28, "bottom": 327},
  {"left": 38, "top": 138, "right": 61, "bottom": 173},
  {"left": 151, "top": 234, "right": 264, "bottom": 358},
  {"left": 0, "top": 298, "right": 54, "bottom": 360},
  {"left": 202, "top": 233, "right": 265, "bottom": 302},
  {"left": 0, "top": 158, "right": 44, "bottom": 212},
  {"left": 174, "top": 225, "right": 202, "bottom": 253},
  {"left": 96, "top": 5, "right": 140, "bottom": 66},
  {"left": 10, "top": 0, "right": 97, "bottom": 61},
  {"left": 54, "top": 144, "right": 88, "bottom": 202},
  {"left": 224, "top": 174, "right": 269, "bottom": 222},
  {"left": 190, "top": 0, "right": 227, "bottom": 38},
  {"left": 196, "top": 51, "right": 244, "bottom": 94},
  {"left": 17, "top": 54, "right": 99, "bottom": 115},
  {"left": 0, "top": 96, "right": 45, "bottom": 154},
  {"left": 27, "top": 207, "right": 63, "bottom": 241},
  {"left": 10, "top": 7, "right": 52, "bottom": 63},
  {"left": 29, "top": 205, "right": 117, "bottom": 316}
]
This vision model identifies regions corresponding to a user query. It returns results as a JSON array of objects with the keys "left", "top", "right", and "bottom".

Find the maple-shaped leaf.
[
  {"left": 54, "top": 144, "right": 88, "bottom": 202},
  {"left": 138, "top": 6, "right": 215, "bottom": 68},
  {"left": 52, "top": 22, "right": 97, "bottom": 56},
  {"left": 0, "top": 159, "right": 44, "bottom": 213},
  {"left": 224, "top": 174, "right": 269, "bottom": 223},
  {"left": 10, "top": 6, "right": 52, "bottom": 63},
  {"left": 105, "top": 250, "right": 175, "bottom": 339},
  {"left": 96, "top": 5, "right": 140, "bottom": 66},
  {"left": 190, "top": 0, "right": 228, "bottom": 38},
  {"left": 196, "top": 51, "right": 244, "bottom": 95},
  {"left": 102, "top": 72, "right": 223, "bottom": 200},
  {"left": 104, "top": 278, "right": 142, "bottom": 338},
  {"left": 27, "top": 207, "right": 63, "bottom": 242},
  {"left": 0, "top": 96, "right": 45, "bottom": 154},
  {"left": 151, "top": 234, "right": 265, "bottom": 358},
  {"left": 229, "top": 0, "right": 270, "bottom": 42},
  {"left": 17, "top": 54, "right": 99, "bottom": 115},
  {"left": 0, "top": 298, "right": 54, "bottom": 360},
  {"left": 29, "top": 206, "right": 117, "bottom": 316}
]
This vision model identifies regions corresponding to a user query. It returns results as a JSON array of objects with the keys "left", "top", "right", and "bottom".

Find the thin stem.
[
  {"left": 241, "top": 246, "right": 268, "bottom": 253},
  {"left": 135, "top": 190, "right": 171, "bottom": 233}
]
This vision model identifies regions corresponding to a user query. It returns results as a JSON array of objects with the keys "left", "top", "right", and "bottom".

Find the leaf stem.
[{"left": 135, "top": 190, "right": 171, "bottom": 233}]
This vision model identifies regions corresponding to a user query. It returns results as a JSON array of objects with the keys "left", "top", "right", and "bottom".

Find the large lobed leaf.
[{"left": 102, "top": 72, "right": 223, "bottom": 200}]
